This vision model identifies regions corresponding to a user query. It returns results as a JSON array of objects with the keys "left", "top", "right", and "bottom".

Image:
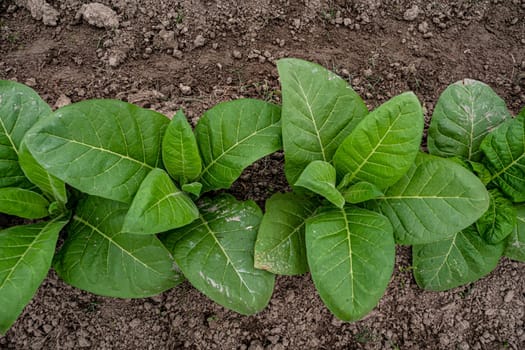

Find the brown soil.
[{"left": 1, "top": 0, "right": 525, "bottom": 349}]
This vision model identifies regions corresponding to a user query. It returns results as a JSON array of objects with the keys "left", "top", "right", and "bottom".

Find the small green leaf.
[
  {"left": 413, "top": 226, "right": 504, "bottom": 291},
  {"left": 161, "top": 194, "right": 275, "bottom": 315},
  {"left": 504, "top": 204, "right": 525, "bottom": 262},
  {"left": 481, "top": 113, "right": 525, "bottom": 202},
  {"left": 54, "top": 195, "right": 183, "bottom": 298},
  {"left": 342, "top": 181, "right": 383, "bottom": 204},
  {"left": 24, "top": 100, "right": 169, "bottom": 203},
  {"left": 378, "top": 154, "right": 489, "bottom": 245},
  {"left": 123, "top": 168, "right": 199, "bottom": 234},
  {"left": 162, "top": 110, "right": 202, "bottom": 184},
  {"left": 182, "top": 182, "right": 203, "bottom": 197},
  {"left": 476, "top": 189, "right": 516, "bottom": 244},
  {"left": 195, "top": 99, "right": 281, "bottom": 193},
  {"left": 18, "top": 142, "right": 67, "bottom": 204},
  {"left": 254, "top": 192, "right": 319, "bottom": 275},
  {"left": 467, "top": 161, "right": 492, "bottom": 186},
  {"left": 0, "top": 80, "right": 51, "bottom": 188},
  {"left": 306, "top": 206, "right": 394, "bottom": 321},
  {"left": 277, "top": 58, "right": 368, "bottom": 184},
  {"left": 0, "top": 187, "right": 49, "bottom": 219},
  {"left": 0, "top": 218, "right": 68, "bottom": 335},
  {"left": 295, "top": 161, "right": 344, "bottom": 208},
  {"left": 334, "top": 92, "right": 423, "bottom": 189},
  {"left": 428, "top": 79, "right": 511, "bottom": 161}
]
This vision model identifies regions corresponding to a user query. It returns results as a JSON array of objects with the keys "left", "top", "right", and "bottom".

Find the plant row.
[{"left": 0, "top": 58, "right": 523, "bottom": 334}]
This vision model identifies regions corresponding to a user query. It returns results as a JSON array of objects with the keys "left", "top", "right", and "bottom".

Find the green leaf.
[
  {"left": 54, "top": 195, "right": 182, "bottom": 298},
  {"left": 24, "top": 100, "right": 169, "bottom": 203},
  {"left": 481, "top": 113, "right": 525, "bottom": 202},
  {"left": 428, "top": 79, "right": 511, "bottom": 162},
  {"left": 162, "top": 110, "right": 202, "bottom": 184},
  {"left": 182, "top": 182, "right": 203, "bottom": 197},
  {"left": 476, "top": 189, "right": 516, "bottom": 244},
  {"left": 342, "top": 181, "right": 383, "bottom": 204},
  {"left": 123, "top": 168, "right": 199, "bottom": 234},
  {"left": 0, "top": 218, "right": 68, "bottom": 335},
  {"left": 18, "top": 142, "right": 67, "bottom": 204},
  {"left": 378, "top": 154, "right": 489, "bottom": 245},
  {"left": 254, "top": 192, "right": 318, "bottom": 275},
  {"left": 467, "top": 160, "right": 492, "bottom": 186},
  {"left": 277, "top": 58, "right": 368, "bottom": 184},
  {"left": 413, "top": 226, "right": 504, "bottom": 291},
  {"left": 306, "top": 206, "right": 394, "bottom": 321},
  {"left": 0, "top": 187, "right": 49, "bottom": 219},
  {"left": 161, "top": 194, "right": 275, "bottom": 315},
  {"left": 295, "top": 161, "right": 344, "bottom": 208},
  {"left": 504, "top": 204, "right": 525, "bottom": 262},
  {"left": 0, "top": 80, "right": 51, "bottom": 188},
  {"left": 334, "top": 92, "right": 423, "bottom": 189}
]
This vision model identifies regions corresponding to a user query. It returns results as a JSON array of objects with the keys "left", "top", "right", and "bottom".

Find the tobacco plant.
[
  {"left": 0, "top": 81, "right": 279, "bottom": 334},
  {"left": 254, "top": 59, "right": 490, "bottom": 321}
]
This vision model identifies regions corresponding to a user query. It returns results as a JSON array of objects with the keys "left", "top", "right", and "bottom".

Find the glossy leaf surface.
[
  {"left": 476, "top": 189, "right": 516, "bottom": 244},
  {"left": 306, "top": 206, "right": 394, "bottom": 321},
  {"left": 295, "top": 160, "right": 344, "bottom": 208},
  {"left": 504, "top": 205, "right": 525, "bottom": 262},
  {"left": 428, "top": 79, "right": 510, "bottom": 161},
  {"left": 0, "top": 187, "right": 49, "bottom": 219},
  {"left": 24, "top": 100, "right": 169, "bottom": 203},
  {"left": 277, "top": 58, "right": 368, "bottom": 184},
  {"left": 195, "top": 99, "right": 281, "bottom": 192},
  {"left": 342, "top": 181, "right": 383, "bottom": 204},
  {"left": 54, "top": 196, "right": 182, "bottom": 298},
  {"left": 162, "top": 194, "right": 275, "bottom": 315},
  {"left": 254, "top": 192, "right": 318, "bottom": 275}
]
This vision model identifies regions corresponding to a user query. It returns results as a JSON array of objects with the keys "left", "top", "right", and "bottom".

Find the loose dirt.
[{"left": 1, "top": 0, "right": 524, "bottom": 349}]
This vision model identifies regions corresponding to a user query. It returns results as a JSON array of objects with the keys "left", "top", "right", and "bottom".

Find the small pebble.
[
  {"left": 233, "top": 50, "right": 242, "bottom": 59},
  {"left": 194, "top": 34, "right": 206, "bottom": 47},
  {"left": 504, "top": 290, "right": 515, "bottom": 303},
  {"left": 403, "top": 5, "right": 420, "bottom": 22},
  {"left": 179, "top": 84, "right": 192, "bottom": 95}
]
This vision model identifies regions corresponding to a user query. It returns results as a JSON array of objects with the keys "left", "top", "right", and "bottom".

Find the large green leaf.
[
  {"left": 195, "top": 99, "right": 281, "bottom": 192},
  {"left": 481, "top": 113, "right": 525, "bottom": 202},
  {"left": 24, "top": 100, "right": 169, "bottom": 203},
  {"left": 0, "top": 218, "right": 68, "bottom": 335},
  {"left": 122, "top": 168, "right": 199, "bottom": 234},
  {"left": 306, "top": 206, "right": 394, "bottom": 321},
  {"left": 277, "top": 58, "right": 368, "bottom": 184},
  {"left": 476, "top": 189, "right": 516, "bottom": 244},
  {"left": 428, "top": 79, "right": 511, "bottom": 161},
  {"left": 504, "top": 204, "right": 525, "bottom": 262},
  {"left": 254, "top": 192, "right": 318, "bottom": 275},
  {"left": 162, "top": 110, "right": 202, "bottom": 184},
  {"left": 54, "top": 195, "right": 182, "bottom": 298},
  {"left": 18, "top": 142, "right": 67, "bottom": 204},
  {"left": 413, "top": 226, "right": 504, "bottom": 291},
  {"left": 0, "top": 80, "right": 51, "bottom": 188},
  {"left": 378, "top": 154, "right": 489, "bottom": 245},
  {"left": 161, "top": 194, "right": 275, "bottom": 315},
  {"left": 342, "top": 181, "right": 383, "bottom": 204},
  {"left": 0, "top": 187, "right": 49, "bottom": 219},
  {"left": 295, "top": 161, "right": 344, "bottom": 208},
  {"left": 334, "top": 92, "right": 423, "bottom": 189}
]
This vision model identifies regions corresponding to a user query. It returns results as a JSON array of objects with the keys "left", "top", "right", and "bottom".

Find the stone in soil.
[{"left": 76, "top": 3, "right": 119, "bottom": 29}]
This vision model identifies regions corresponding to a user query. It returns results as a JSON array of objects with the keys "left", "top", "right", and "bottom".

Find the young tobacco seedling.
[
  {"left": 254, "top": 59, "right": 489, "bottom": 322},
  {"left": 23, "top": 97, "right": 280, "bottom": 316},
  {"left": 416, "top": 80, "right": 525, "bottom": 291}
]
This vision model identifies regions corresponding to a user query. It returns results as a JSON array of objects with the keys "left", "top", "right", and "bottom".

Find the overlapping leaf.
[
  {"left": 0, "top": 80, "right": 51, "bottom": 188},
  {"left": 428, "top": 79, "right": 511, "bottom": 161},
  {"left": 195, "top": 99, "right": 281, "bottom": 192},
  {"left": 306, "top": 206, "right": 394, "bottom": 321},
  {"left": 54, "top": 195, "right": 182, "bottom": 298},
  {"left": 0, "top": 218, "right": 68, "bottom": 335},
  {"left": 24, "top": 100, "right": 169, "bottom": 203},
  {"left": 254, "top": 192, "right": 318, "bottom": 275},
  {"left": 378, "top": 154, "right": 489, "bottom": 245},
  {"left": 413, "top": 226, "right": 504, "bottom": 291},
  {"left": 334, "top": 92, "right": 423, "bottom": 189},
  {"left": 277, "top": 58, "right": 368, "bottom": 184},
  {"left": 481, "top": 112, "right": 525, "bottom": 202},
  {"left": 476, "top": 189, "right": 516, "bottom": 244},
  {"left": 0, "top": 187, "right": 49, "bottom": 219},
  {"left": 295, "top": 161, "right": 344, "bottom": 208},
  {"left": 342, "top": 181, "right": 383, "bottom": 204},
  {"left": 162, "top": 110, "right": 202, "bottom": 184},
  {"left": 505, "top": 204, "right": 525, "bottom": 262},
  {"left": 161, "top": 194, "right": 275, "bottom": 315},
  {"left": 123, "top": 168, "right": 199, "bottom": 234}
]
